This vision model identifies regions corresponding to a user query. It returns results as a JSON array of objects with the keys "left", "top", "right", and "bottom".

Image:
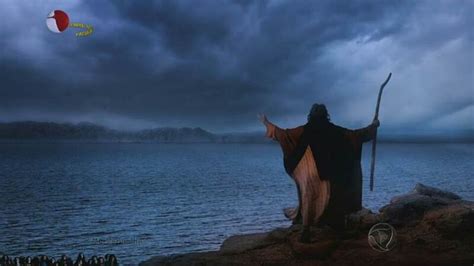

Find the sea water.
[{"left": 1, "top": 143, "right": 473, "bottom": 264}]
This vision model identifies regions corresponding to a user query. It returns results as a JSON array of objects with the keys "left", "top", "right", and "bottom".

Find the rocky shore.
[{"left": 140, "top": 183, "right": 474, "bottom": 266}]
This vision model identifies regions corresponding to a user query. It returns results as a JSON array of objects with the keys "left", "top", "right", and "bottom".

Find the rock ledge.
[{"left": 140, "top": 183, "right": 474, "bottom": 266}]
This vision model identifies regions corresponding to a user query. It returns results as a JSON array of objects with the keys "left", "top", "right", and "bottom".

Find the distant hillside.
[
  {"left": 0, "top": 121, "right": 217, "bottom": 143},
  {"left": 215, "top": 131, "right": 271, "bottom": 143},
  {"left": 0, "top": 121, "right": 471, "bottom": 143}
]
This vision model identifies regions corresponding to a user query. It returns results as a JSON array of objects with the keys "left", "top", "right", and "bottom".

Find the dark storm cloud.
[{"left": 0, "top": 0, "right": 472, "bottom": 133}]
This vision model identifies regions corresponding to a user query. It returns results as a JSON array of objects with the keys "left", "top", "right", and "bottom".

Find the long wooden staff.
[{"left": 369, "top": 73, "right": 392, "bottom": 191}]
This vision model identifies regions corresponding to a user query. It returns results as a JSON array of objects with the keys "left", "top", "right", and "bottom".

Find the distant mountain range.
[
  {"left": 0, "top": 121, "right": 269, "bottom": 143},
  {"left": 0, "top": 121, "right": 471, "bottom": 143}
]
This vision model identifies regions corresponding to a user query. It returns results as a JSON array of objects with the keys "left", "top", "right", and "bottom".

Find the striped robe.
[{"left": 265, "top": 121, "right": 376, "bottom": 228}]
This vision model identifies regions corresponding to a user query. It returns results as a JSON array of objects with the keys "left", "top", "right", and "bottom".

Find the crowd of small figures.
[{"left": 0, "top": 253, "right": 118, "bottom": 266}]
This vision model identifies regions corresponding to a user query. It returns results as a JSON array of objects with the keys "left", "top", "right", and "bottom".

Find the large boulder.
[
  {"left": 379, "top": 183, "right": 465, "bottom": 226},
  {"left": 412, "top": 183, "right": 461, "bottom": 200}
]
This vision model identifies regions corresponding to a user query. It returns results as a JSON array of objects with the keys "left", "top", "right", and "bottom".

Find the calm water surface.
[{"left": 1, "top": 143, "right": 473, "bottom": 264}]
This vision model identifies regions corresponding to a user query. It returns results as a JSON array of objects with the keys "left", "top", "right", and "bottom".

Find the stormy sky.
[{"left": 0, "top": 0, "right": 472, "bottom": 134}]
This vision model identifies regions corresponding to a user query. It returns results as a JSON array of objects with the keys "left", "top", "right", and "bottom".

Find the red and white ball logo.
[{"left": 46, "top": 10, "right": 69, "bottom": 33}]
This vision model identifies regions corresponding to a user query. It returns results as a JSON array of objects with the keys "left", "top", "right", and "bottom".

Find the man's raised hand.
[
  {"left": 372, "top": 118, "right": 380, "bottom": 128},
  {"left": 258, "top": 114, "right": 269, "bottom": 125}
]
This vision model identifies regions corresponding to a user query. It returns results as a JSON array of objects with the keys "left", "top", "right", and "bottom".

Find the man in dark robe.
[{"left": 259, "top": 103, "right": 379, "bottom": 243}]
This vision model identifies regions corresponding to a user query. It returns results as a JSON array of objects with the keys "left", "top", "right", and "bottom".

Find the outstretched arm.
[
  {"left": 258, "top": 114, "right": 278, "bottom": 139},
  {"left": 351, "top": 119, "right": 380, "bottom": 143},
  {"left": 257, "top": 114, "right": 305, "bottom": 157}
]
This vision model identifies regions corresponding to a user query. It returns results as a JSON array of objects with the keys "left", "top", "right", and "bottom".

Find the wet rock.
[
  {"left": 287, "top": 226, "right": 340, "bottom": 258},
  {"left": 220, "top": 233, "right": 273, "bottom": 254},
  {"left": 413, "top": 183, "right": 461, "bottom": 200},
  {"left": 346, "top": 208, "right": 380, "bottom": 230},
  {"left": 379, "top": 183, "right": 462, "bottom": 226},
  {"left": 420, "top": 200, "right": 474, "bottom": 240}
]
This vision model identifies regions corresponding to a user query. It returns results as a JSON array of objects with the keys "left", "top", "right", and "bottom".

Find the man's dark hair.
[{"left": 307, "top": 103, "right": 330, "bottom": 124}]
